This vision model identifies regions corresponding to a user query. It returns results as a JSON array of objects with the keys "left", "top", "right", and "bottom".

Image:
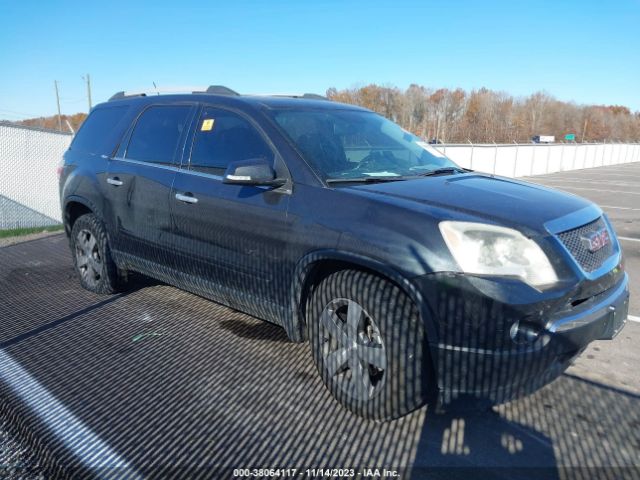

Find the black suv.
[{"left": 59, "top": 86, "right": 629, "bottom": 420}]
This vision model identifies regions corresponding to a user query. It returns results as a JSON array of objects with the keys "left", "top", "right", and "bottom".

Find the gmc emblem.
[{"left": 582, "top": 228, "right": 610, "bottom": 253}]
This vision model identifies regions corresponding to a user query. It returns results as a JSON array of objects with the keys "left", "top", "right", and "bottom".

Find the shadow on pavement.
[{"left": 0, "top": 234, "right": 638, "bottom": 479}]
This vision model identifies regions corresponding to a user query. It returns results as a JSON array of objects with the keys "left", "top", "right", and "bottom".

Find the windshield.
[{"left": 269, "top": 108, "right": 459, "bottom": 181}]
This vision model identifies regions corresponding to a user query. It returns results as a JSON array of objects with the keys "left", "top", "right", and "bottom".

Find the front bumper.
[
  {"left": 546, "top": 274, "right": 629, "bottom": 341},
  {"left": 416, "top": 272, "right": 629, "bottom": 403}
]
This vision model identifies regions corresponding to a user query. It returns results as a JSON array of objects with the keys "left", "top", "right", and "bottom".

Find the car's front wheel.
[
  {"left": 70, "top": 213, "right": 122, "bottom": 294},
  {"left": 307, "top": 269, "right": 435, "bottom": 420}
]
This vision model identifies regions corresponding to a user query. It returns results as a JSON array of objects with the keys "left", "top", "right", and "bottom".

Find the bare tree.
[{"left": 326, "top": 84, "right": 640, "bottom": 143}]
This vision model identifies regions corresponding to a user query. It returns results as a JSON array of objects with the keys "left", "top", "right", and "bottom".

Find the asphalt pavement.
[
  {"left": 523, "top": 162, "right": 640, "bottom": 396},
  {"left": 0, "top": 163, "right": 639, "bottom": 479}
]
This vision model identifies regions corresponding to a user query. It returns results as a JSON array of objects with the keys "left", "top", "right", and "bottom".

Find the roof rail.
[
  {"left": 247, "top": 93, "right": 328, "bottom": 100},
  {"left": 108, "top": 86, "right": 326, "bottom": 102},
  {"left": 109, "top": 85, "right": 240, "bottom": 101},
  {"left": 301, "top": 93, "right": 328, "bottom": 100},
  {"left": 108, "top": 91, "right": 145, "bottom": 101},
  {"left": 205, "top": 85, "right": 240, "bottom": 96}
]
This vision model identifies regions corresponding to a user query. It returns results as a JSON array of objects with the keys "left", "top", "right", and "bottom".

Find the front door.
[{"left": 170, "top": 106, "right": 293, "bottom": 321}]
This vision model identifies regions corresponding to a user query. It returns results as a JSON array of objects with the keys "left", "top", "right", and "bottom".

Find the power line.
[
  {"left": 59, "top": 95, "right": 86, "bottom": 102},
  {"left": 60, "top": 98, "right": 87, "bottom": 104},
  {"left": 0, "top": 107, "right": 42, "bottom": 118}
]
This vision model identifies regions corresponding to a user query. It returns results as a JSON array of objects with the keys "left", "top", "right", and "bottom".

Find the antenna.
[{"left": 152, "top": 82, "right": 160, "bottom": 96}]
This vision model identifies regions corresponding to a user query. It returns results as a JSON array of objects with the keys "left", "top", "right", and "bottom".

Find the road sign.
[{"left": 565, "top": 133, "right": 576, "bottom": 141}]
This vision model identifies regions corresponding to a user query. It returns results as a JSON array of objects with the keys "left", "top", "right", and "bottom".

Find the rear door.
[
  {"left": 105, "top": 103, "right": 196, "bottom": 269},
  {"left": 169, "top": 105, "right": 294, "bottom": 319}
]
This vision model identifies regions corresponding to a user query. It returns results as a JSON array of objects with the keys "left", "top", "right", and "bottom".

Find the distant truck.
[{"left": 532, "top": 135, "right": 555, "bottom": 144}]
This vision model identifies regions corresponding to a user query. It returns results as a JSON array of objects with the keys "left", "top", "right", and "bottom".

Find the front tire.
[
  {"left": 69, "top": 213, "right": 121, "bottom": 294},
  {"left": 307, "top": 269, "right": 435, "bottom": 420}
]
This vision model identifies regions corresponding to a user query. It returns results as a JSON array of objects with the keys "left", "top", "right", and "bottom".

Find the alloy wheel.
[
  {"left": 319, "top": 298, "right": 387, "bottom": 400},
  {"left": 75, "top": 229, "right": 102, "bottom": 287}
]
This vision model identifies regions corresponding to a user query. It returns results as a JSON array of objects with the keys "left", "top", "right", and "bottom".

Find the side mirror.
[{"left": 222, "top": 158, "right": 286, "bottom": 187}]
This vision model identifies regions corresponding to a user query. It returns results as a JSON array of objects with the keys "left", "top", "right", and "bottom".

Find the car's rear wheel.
[
  {"left": 70, "top": 213, "right": 121, "bottom": 294},
  {"left": 307, "top": 269, "right": 435, "bottom": 420}
]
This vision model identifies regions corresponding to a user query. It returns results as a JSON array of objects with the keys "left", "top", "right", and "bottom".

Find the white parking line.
[
  {"left": 552, "top": 173, "right": 640, "bottom": 178},
  {"left": 600, "top": 205, "right": 640, "bottom": 211},
  {"left": 619, "top": 236, "right": 640, "bottom": 243},
  {"left": 602, "top": 163, "right": 640, "bottom": 168},
  {"left": 0, "top": 351, "right": 139, "bottom": 474},
  {"left": 538, "top": 179, "right": 640, "bottom": 187},
  {"left": 569, "top": 167, "right": 640, "bottom": 173},
  {"left": 629, "top": 315, "right": 640, "bottom": 323},
  {"left": 536, "top": 185, "right": 640, "bottom": 195}
]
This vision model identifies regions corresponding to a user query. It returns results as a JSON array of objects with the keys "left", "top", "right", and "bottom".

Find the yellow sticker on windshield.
[{"left": 201, "top": 119, "right": 214, "bottom": 131}]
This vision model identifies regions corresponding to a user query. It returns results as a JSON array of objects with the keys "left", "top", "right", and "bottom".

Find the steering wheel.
[{"left": 355, "top": 150, "right": 398, "bottom": 172}]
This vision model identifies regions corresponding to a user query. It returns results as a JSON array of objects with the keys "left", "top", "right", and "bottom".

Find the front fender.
[{"left": 285, "top": 249, "right": 437, "bottom": 344}]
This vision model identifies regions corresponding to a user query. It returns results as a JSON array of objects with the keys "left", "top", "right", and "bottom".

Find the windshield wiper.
[
  {"left": 325, "top": 176, "right": 407, "bottom": 184},
  {"left": 418, "top": 167, "right": 465, "bottom": 177}
]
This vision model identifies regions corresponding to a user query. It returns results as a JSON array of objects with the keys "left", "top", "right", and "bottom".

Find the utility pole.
[
  {"left": 85, "top": 74, "right": 92, "bottom": 111},
  {"left": 54, "top": 80, "right": 62, "bottom": 131}
]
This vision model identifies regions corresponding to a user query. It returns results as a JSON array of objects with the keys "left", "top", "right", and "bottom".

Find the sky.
[{"left": 0, "top": 0, "right": 639, "bottom": 120}]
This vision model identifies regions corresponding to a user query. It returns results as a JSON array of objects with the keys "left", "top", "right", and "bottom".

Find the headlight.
[{"left": 439, "top": 221, "right": 558, "bottom": 287}]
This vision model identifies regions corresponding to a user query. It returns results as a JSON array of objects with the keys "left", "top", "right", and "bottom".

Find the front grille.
[{"left": 557, "top": 217, "right": 614, "bottom": 272}]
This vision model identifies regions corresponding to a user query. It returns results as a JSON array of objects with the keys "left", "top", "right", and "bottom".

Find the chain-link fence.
[
  {"left": 0, "top": 122, "right": 71, "bottom": 231},
  {"left": 1, "top": 120, "right": 640, "bottom": 233}
]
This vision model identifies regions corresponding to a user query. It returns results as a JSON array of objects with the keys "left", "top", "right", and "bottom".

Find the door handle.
[
  {"left": 175, "top": 192, "right": 198, "bottom": 204},
  {"left": 106, "top": 177, "right": 123, "bottom": 186}
]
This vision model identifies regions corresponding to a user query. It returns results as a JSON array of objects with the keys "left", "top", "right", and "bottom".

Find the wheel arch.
[
  {"left": 286, "top": 250, "right": 437, "bottom": 345},
  {"left": 62, "top": 196, "right": 102, "bottom": 237}
]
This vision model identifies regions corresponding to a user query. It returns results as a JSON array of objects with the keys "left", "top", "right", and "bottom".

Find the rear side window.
[
  {"left": 70, "top": 106, "right": 129, "bottom": 155},
  {"left": 189, "top": 107, "right": 273, "bottom": 175},
  {"left": 126, "top": 105, "right": 192, "bottom": 165}
]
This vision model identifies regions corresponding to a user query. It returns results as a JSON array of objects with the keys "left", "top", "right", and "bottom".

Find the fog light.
[{"left": 510, "top": 321, "right": 541, "bottom": 344}]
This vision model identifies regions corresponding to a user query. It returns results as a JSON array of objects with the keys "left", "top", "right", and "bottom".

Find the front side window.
[
  {"left": 189, "top": 108, "right": 274, "bottom": 175},
  {"left": 270, "top": 108, "right": 458, "bottom": 180},
  {"left": 126, "top": 105, "right": 192, "bottom": 164}
]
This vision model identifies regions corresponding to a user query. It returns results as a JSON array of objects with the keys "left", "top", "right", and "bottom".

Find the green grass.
[{"left": 0, "top": 224, "right": 64, "bottom": 239}]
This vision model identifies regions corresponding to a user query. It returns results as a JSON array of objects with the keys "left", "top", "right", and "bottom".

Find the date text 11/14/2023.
[{"left": 232, "top": 468, "right": 400, "bottom": 478}]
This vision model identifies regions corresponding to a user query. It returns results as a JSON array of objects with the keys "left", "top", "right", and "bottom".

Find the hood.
[{"left": 343, "top": 173, "right": 594, "bottom": 235}]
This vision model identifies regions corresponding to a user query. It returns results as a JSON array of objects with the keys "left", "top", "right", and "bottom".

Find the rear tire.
[
  {"left": 307, "top": 269, "right": 435, "bottom": 420},
  {"left": 69, "top": 213, "right": 122, "bottom": 294}
]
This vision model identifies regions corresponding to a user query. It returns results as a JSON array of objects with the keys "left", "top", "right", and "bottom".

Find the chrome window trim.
[
  {"left": 177, "top": 168, "right": 224, "bottom": 182},
  {"left": 109, "top": 157, "right": 182, "bottom": 173},
  {"left": 174, "top": 168, "right": 279, "bottom": 192},
  {"left": 109, "top": 157, "right": 283, "bottom": 190}
]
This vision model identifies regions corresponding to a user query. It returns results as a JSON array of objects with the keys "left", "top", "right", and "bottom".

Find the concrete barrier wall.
[
  {"left": 0, "top": 121, "right": 639, "bottom": 230},
  {"left": 437, "top": 143, "right": 640, "bottom": 177}
]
